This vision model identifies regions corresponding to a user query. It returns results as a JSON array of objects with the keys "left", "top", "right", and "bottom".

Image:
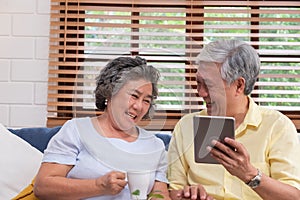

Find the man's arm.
[{"left": 209, "top": 137, "right": 300, "bottom": 200}]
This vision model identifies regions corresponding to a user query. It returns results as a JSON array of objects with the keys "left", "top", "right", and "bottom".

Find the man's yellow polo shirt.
[{"left": 167, "top": 97, "right": 300, "bottom": 200}]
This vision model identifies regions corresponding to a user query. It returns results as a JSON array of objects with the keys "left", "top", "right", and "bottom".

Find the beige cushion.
[{"left": 0, "top": 124, "right": 42, "bottom": 199}]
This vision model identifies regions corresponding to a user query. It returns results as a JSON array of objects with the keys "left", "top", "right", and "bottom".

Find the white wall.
[{"left": 0, "top": 0, "right": 51, "bottom": 127}]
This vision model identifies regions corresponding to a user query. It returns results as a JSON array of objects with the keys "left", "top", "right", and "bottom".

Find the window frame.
[{"left": 47, "top": 0, "right": 300, "bottom": 131}]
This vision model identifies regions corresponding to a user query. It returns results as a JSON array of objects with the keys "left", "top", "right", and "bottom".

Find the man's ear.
[{"left": 236, "top": 77, "right": 245, "bottom": 94}]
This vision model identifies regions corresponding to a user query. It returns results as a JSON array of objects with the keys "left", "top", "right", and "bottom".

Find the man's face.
[{"left": 196, "top": 62, "right": 234, "bottom": 116}]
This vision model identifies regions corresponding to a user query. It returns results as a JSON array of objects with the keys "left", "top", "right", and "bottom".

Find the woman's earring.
[{"left": 105, "top": 99, "right": 108, "bottom": 106}]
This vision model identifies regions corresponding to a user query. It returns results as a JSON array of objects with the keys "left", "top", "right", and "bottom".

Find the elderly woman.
[{"left": 33, "top": 56, "right": 170, "bottom": 199}]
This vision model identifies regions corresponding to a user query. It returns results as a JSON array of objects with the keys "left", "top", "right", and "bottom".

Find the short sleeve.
[
  {"left": 268, "top": 115, "right": 300, "bottom": 189},
  {"left": 42, "top": 119, "right": 82, "bottom": 165},
  {"left": 155, "top": 148, "right": 168, "bottom": 183}
]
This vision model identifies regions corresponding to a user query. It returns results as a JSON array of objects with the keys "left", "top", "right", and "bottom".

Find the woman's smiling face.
[{"left": 107, "top": 79, "right": 153, "bottom": 131}]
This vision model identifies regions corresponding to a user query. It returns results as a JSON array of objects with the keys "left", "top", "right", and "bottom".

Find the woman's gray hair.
[
  {"left": 196, "top": 39, "right": 260, "bottom": 95},
  {"left": 94, "top": 56, "right": 160, "bottom": 119}
]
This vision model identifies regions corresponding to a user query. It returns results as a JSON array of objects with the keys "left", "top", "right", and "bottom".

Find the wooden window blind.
[{"left": 47, "top": 0, "right": 300, "bottom": 131}]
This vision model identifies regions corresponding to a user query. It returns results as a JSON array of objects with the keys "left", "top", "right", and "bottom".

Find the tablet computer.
[{"left": 193, "top": 115, "right": 235, "bottom": 164}]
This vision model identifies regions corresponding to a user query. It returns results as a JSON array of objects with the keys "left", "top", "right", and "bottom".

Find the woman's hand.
[
  {"left": 170, "top": 185, "right": 214, "bottom": 200},
  {"left": 96, "top": 171, "right": 127, "bottom": 195}
]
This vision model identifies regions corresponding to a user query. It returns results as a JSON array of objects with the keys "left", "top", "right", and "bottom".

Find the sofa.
[
  {"left": 1, "top": 123, "right": 298, "bottom": 199},
  {"left": 0, "top": 123, "right": 171, "bottom": 199}
]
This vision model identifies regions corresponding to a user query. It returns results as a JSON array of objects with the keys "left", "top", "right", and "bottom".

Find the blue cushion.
[
  {"left": 8, "top": 126, "right": 61, "bottom": 153},
  {"left": 155, "top": 133, "right": 171, "bottom": 151},
  {"left": 8, "top": 126, "right": 171, "bottom": 152}
]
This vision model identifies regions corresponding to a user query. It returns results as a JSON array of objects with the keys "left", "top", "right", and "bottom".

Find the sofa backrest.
[
  {"left": 8, "top": 126, "right": 62, "bottom": 153},
  {"left": 8, "top": 126, "right": 172, "bottom": 152}
]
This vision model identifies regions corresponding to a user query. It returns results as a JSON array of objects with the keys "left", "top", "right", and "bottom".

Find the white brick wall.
[{"left": 0, "top": 0, "right": 50, "bottom": 128}]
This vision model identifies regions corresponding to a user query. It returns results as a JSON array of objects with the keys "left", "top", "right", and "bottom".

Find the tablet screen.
[{"left": 193, "top": 115, "right": 235, "bottom": 164}]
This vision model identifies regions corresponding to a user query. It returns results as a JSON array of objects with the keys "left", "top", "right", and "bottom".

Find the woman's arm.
[
  {"left": 34, "top": 162, "right": 127, "bottom": 200},
  {"left": 150, "top": 181, "right": 171, "bottom": 200}
]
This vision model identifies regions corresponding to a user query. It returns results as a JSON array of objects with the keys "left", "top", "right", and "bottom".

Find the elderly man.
[{"left": 167, "top": 39, "right": 300, "bottom": 200}]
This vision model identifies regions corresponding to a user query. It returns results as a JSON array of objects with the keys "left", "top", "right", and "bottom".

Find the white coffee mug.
[{"left": 127, "top": 171, "right": 152, "bottom": 200}]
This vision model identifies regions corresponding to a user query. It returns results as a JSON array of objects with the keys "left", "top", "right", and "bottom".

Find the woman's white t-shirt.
[{"left": 43, "top": 117, "right": 168, "bottom": 200}]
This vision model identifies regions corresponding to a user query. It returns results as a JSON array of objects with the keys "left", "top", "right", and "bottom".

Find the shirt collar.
[
  {"left": 236, "top": 96, "right": 262, "bottom": 133},
  {"left": 199, "top": 97, "right": 262, "bottom": 134}
]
